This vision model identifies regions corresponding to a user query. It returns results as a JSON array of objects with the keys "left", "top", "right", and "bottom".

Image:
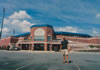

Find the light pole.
[
  {"left": 0, "top": 8, "right": 5, "bottom": 40},
  {"left": 13, "top": 29, "right": 15, "bottom": 36}
]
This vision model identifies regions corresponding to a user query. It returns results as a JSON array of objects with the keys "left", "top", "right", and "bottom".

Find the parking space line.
[
  {"left": 16, "top": 63, "right": 33, "bottom": 70},
  {"left": 74, "top": 63, "right": 81, "bottom": 70}
]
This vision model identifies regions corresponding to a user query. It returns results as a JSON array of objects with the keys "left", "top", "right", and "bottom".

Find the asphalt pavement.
[{"left": 0, "top": 50, "right": 100, "bottom": 70}]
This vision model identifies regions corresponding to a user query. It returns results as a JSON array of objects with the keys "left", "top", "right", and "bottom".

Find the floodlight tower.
[
  {"left": 0, "top": 8, "right": 5, "bottom": 40},
  {"left": 13, "top": 29, "right": 15, "bottom": 36}
]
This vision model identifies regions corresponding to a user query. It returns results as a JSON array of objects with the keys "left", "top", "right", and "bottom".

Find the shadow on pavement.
[{"left": 65, "top": 60, "right": 73, "bottom": 63}]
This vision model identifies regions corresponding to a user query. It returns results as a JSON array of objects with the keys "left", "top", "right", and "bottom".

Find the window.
[
  {"left": 34, "top": 36, "right": 45, "bottom": 41},
  {"left": 48, "top": 36, "right": 52, "bottom": 41},
  {"left": 34, "top": 28, "right": 45, "bottom": 41}
]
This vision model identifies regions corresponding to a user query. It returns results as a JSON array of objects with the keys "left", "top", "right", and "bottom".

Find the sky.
[{"left": 0, "top": 0, "right": 100, "bottom": 37}]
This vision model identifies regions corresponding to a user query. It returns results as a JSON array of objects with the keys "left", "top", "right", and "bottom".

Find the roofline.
[
  {"left": 55, "top": 31, "right": 92, "bottom": 37},
  {"left": 14, "top": 32, "right": 30, "bottom": 37},
  {"left": 31, "top": 24, "right": 53, "bottom": 29},
  {"left": 14, "top": 31, "right": 92, "bottom": 38}
]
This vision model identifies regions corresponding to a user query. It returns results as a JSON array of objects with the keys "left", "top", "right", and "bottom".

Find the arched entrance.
[{"left": 34, "top": 43, "right": 44, "bottom": 51}]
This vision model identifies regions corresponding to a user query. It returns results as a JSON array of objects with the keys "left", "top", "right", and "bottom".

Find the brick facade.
[
  {"left": 0, "top": 24, "right": 100, "bottom": 50},
  {"left": 0, "top": 37, "right": 18, "bottom": 49}
]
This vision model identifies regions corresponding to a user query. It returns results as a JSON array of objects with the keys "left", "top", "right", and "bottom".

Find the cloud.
[
  {"left": 93, "top": 30, "right": 98, "bottom": 35},
  {"left": 10, "top": 19, "right": 32, "bottom": 32},
  {"left": 9, "top": 11, "right": 31, "bottom": 19},
  {"left": 92, "top": 29, "right": 100, "bottom": 36},
  {"left": 55, "top": 26, "right": 78, "bottom": 33},
  {"left": 2, "top": 10, "right": 33, "bottom": 38},
  {"left": 0, "top": 27, "right": 9, "bottom": 37},
  {"left": 3, "top": 27, "right": 9, "bottom": 33},
  {"left": 96, "top": 13, "right": 100, "bottom": 17},
  {"left": 0, "top": 27, "right": 9, "bottom": 33}
]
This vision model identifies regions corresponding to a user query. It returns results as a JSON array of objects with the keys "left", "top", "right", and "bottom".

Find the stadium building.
[{"left": 0, "top": 24, "right": 100, "bottom": 51}]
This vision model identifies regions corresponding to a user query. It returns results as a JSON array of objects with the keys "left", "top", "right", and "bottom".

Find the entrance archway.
[{"left": 34, "top": 44, "right": 44, "bottom": 51}]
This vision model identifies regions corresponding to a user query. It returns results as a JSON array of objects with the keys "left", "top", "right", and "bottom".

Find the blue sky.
[{"left": 0, "top": 0, "right": 100, "bottom": 37}]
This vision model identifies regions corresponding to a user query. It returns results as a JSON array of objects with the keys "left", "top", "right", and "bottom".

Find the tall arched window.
[{"left": 34, "top": 28, "right": 45, "bottom": 41}]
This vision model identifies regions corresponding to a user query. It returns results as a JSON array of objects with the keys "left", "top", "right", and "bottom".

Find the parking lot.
[{"left": 0, "top": 50, "right": 100, "bottom": 70}]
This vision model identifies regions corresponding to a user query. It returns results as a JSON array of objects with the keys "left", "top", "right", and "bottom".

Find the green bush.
[
  {"left": 95, "top": 46, "right": 100, "bottom": 48},
  {"left": 89, "top": 45, "right": 100, "bottom": 48},
  {"left": 89, "top": 45, "right": 95, "bottom": 48}
]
